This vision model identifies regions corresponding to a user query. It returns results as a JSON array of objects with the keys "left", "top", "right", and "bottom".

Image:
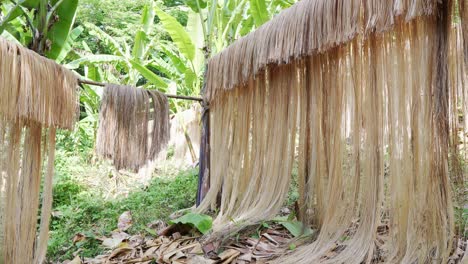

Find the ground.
[{"left": 48, "top": 150, "right": 198, "bottom": 261}]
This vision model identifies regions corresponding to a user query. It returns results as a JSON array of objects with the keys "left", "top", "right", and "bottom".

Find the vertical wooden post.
[{"left": 196, "top": 97, "right": 210, "bottom": 206}]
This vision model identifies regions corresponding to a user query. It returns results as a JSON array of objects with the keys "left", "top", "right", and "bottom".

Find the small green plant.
[
  {"left": 47, "top": 166, "right": 198, "bottom": 261},
  {"left": 273, "top": 216, "right": 313, "bottom": 238},
  {"left": 170, "top": 213, "right": 213, "bottom": 234}
]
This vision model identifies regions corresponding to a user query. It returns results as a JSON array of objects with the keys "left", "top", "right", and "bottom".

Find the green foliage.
[
  {"left": 46, "top": 0, "right": 79, "bottom": 60},
  {"left": 250, "top": 0, "right": 269, "bottom": 27},
  {"left": 75, "top": 0, "right": 148, "bottom": 50},
  {"left": 130, "top": 59, "right": 169, "bottom": 89},
  {"left": 0, "top": 2, "right": 26, "bottom": 33},
  {"left": 184, "top": 0, "right": 207, "bottom": 12},
  {"left": 55, "top": 25, "right": 84, "bottom": 63},
  {"left": 170, "top": 213, "right": 213, "bottom": 234},
  {"left": 48, "top": 165, "right": 199, "bottom": 261},
  {"left": 272, "top": 215, "right": 313, "bottom": 238},
  {"left": 155, "top": 6, "right": 196, "bottom": 62}
]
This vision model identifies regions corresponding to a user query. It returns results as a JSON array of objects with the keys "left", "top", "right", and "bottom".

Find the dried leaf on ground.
[{"left": 117, "top": 211, "right": 133, "bottom": 231}]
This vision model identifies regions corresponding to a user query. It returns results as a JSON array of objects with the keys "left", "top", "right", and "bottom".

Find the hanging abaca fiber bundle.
[
  {"left": 197, "top": 0, "right": 466, "bottom": 263},
  {"left": 0, "top": 37, "right": 78, "bottom": 263},
  {"left": 96, "top": 84, "right": 170, "bottom": 172}
]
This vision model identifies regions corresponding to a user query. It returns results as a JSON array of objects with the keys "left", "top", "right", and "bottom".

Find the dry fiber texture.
[
  {"left": 96, "top": 84, "right": 170, "bottom": 172},
  {"left": 0, "top": 37, "right": 78, "bottom": 264},
  {"left": 198, "top": 0, "right": 466, "bottom": 263}
]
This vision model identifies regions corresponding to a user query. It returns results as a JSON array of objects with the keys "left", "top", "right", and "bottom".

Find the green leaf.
[
  {"left": 184, "top": 68, "right": 197, "bottom": 89},
  {"left": 271, "top": 0, "right": 294, "bottom": 9},
  {"left": 144, "top": 227, "right": 157, "bottom": 236},
  {"left": 85, "top": 22, "right": 125, "bottom": 56},
  {"left": 0, "top": 2, "right": 24, "bottom": 33},
  {"left": 81, "top": 41, "right": 92, "bottom": 52},
  {"left": 129, "top": 59, "right": 168, "bottom": 89},
  {"left": 132, "top": 30, "right": 147, "bottom": 61},
  {"left": 56, "top": 26, "right": 83, "bottom": 63},
  {"left": 151, "top": 58, "right": 179, "bottom": 78},
  {"left": 280, "top": 221, "right": 313, "bottom": 238},
  {"left": 186, "top": 11, "right": 205, "bottom": 75},
  {"left": 66, "top": 55, "right": 125, "bottom": 70},
  {"left": 170, "top": 213, "right": 212, "bottom": 235},
  {"left": 272, "top": 216, "right": 313, "bottom": 238},
  {"left": 161, "top": 44, "right": 188, "bottom": 73},
  {"left": 20, "top": 0, "right": 40, "bottom": 9},
  {"left": 1, "top": 30, "right": 22, "bottom": 45},
  {"left": 250, "top": 0, "right": 269, "bottom": 27},
  {"left": 84, "top": 65, "right": 102, "bottom": 82},
  {"left": 184, "top": 0, "right": 207, "bottom": 12},
  {"left": 140, "top": 3, "right": 154, "bottom": 33},
  {"left": 240, "top": 16, "right": 254, "bottom": 36},
  {"left": 155, "top": 6, "right": 195, "bottom": 61},
  {"left": 132, "top": 3, "right": 154, "bottom": 61},
  {"left": 46, "top": 0, "right": 79, "bottom": 60}
]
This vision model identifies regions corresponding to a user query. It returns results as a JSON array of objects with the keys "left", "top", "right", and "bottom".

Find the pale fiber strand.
[
  {"left": 0, "top": 37, "right": 78, "bottom": 129},
  {"left": 0, "top": 36, "right": 78, "bottom": 263},
  {"left": 34, "top": 128, "right": 57, "bottom": 264},
  {"left": 96, "top": 84, "right": 170, "bottom": 172},
  {"left": 199, "top": 5, "right": 459, "bottom": 262},
  {"left": 205, "top": 0, "right": 440, "bottom": 101}
]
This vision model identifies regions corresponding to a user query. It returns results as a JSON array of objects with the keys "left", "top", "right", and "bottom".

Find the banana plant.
[
  {"left": 0, "top": 0, "right": 79, "bottom": 58},
  {"left": 150, "top": 0, "right": 297, "bottom": 97},
  {"left": 153, "top": 7, "right": 204, "bottom": 96},
  {"left": 67, "top": 2, "right": 168, "bottom": 90}
]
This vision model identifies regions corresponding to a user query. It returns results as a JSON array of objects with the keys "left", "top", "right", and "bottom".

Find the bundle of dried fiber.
[
  {"left": 96, "top": 84, "right": 170, "bottom": 172},
  {"left": 0, "top": 37, "right": 78, "bottom": 129},
  {"left": 197, "top": 63, "right": 299, "bottom": 238},
  {"left": 197, "top": 0, "right": 464, "bottom": 263},
  {"left": 0, "top": 37, "right": 78, "bottom": 263},
  {"left": 460, "top": 0, "right": 468, "bottom": 68},
  {"left": 205, "top": 0, "right": 441, "bottom": 101}
]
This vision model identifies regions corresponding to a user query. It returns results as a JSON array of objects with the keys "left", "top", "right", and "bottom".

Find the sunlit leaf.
[
  {"left": 155, "top": 6, "right": 195, "bottom": 61},
  {"left": 249, "top": 0, "right": 269, "bottom": 27},
  {"left": 132, "top": 3, "right": 154, "bottom": 61},
  {"left": 170, "top": 213, "right": 212, "bottom": 234},
  {"left": 185, "top": 0, "right": 207, "bottom": 12},
  {"left": 46, "top": 0, "right": 79, "bottom": 60},
  {"left": 272, "top": 216, "right": 313, "bottom": 237},
  {"left": 129, "top": 59, "right": 168, "bottom": 89},
  {"left": 85, "top": 22, "right": 125, "bottom": 56},
  {"left": 56, "top": 26, "right": 83, "bottom": 63},
  {"left": 66, "top": 55, "right": 125, "bottom": 69}
]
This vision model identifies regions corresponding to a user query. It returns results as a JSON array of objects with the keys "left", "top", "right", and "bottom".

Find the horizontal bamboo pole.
[{"left": 78, "top": 79, "right": 203, "bottom": 102}]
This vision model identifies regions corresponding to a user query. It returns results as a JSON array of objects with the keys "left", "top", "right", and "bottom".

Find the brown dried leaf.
[
  {"left": 190, "top": 243, "right": 204, "bottom": 254},
  {"left": 187, "top": 255, "right": 215, "bottom": 264},
  {"left": 102, "top": 232, "right": 130, "bottom": 249},
  {"left": 108, "top": 247, "right": 133, "bottom": 260},
  {"left": 219, "top": 249, "right": 241, "bottom": 262},
  {"left": 117, "top": 211, "right": 133, "bottom": 231},
  {"left": 67, "top": 255, "right": 82, "bottom": 264},
  {"left": 238, "top": 253, "right": 252, "bottom": 262},
  {"left": 72, "top": 233, "right": 86, "bottom": 244}
]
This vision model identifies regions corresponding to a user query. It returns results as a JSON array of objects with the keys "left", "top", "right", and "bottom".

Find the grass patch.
[{"left": 47, "top": 166, "right": 198, "bottom": 262}]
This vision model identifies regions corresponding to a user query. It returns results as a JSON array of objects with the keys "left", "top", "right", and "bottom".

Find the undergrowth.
[{"left": 47, "top": 154, "right": 198, "bottom": 262}]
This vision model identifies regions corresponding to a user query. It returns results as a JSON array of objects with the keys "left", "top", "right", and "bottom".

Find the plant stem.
[
  {"left": 195, "top": 0, "right": 207, "bottom": 46},
  {"left": 38, "top": 0, "right": 65, "bottom": 51}
]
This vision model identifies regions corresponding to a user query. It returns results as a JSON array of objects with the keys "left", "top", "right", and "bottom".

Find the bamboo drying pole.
[{"left": 78, "top": 79, "right": 203, "bottom": 102}]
